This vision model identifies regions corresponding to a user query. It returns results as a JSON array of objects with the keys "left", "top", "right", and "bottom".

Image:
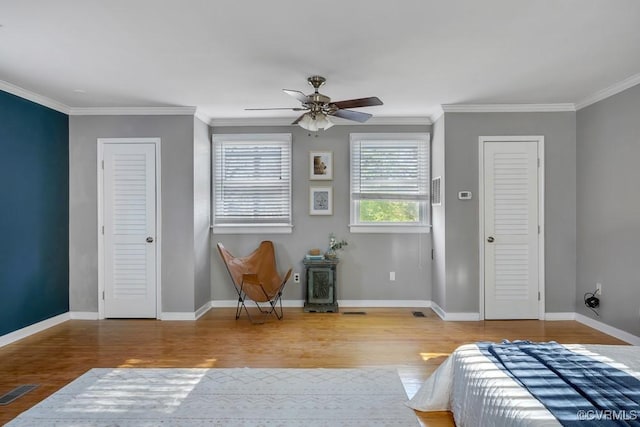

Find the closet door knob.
[{"left": 487, "top": 236, "right": 495, "bottom": 243}]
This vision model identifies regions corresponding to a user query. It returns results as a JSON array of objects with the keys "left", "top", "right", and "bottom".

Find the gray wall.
[
  {"left": 431, "top": 116, "right": 446, "bottom": 310},
  {"left": 69, "top": 115, "right": 196, "bottom": 313},
  {"left": 193, "top": 117, "right": 212, "bottom": 311},
  {"left": 210, "top": 124, "right": 432, "bottom": 303},
  {"left": 443, "top": 112, "right": 577, "bottom": 313},
  {"left": 576, "top": 84, "right": 640, "bottom": 336},
  {"left": 67, "top": 110, "right": 588, "bottom": 319}
]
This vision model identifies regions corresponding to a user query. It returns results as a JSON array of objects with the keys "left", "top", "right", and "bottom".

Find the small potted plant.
[{"left": 325, "top": 233, "right": 348, "bottom": 259}]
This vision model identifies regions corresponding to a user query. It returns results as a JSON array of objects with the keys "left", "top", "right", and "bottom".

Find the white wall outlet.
[
  {"left": 390, "top": 271, "right": 396, "bottom": 281},
  {"left": 293, "top": 273, "right": 300, "bottom": 283},
  {"left": 595, "top": 282, "right": 602, "bottom": 295}
]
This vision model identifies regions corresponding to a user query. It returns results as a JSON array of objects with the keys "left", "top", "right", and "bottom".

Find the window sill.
[
  {"left": 212, "top": 224, "right": 293, "bottom": 235},
  {"left": 349, "top": 224, "right": 431, "bottom": 234}
]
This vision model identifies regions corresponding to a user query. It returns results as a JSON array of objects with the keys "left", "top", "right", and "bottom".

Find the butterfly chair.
[{"left": 217, "top": 241, "right": 292, "bottom": 324}]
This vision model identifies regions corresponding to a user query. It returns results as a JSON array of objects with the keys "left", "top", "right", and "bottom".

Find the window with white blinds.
[
  {"left": 350, "top": 133, "right": 430, "bottom": 233},
  {"left": 212, "top": 134, "right": 292, "bottom": 234}
]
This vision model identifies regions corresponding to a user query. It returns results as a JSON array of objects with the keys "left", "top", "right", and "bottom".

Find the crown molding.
[
  {"left": 575, "top": 72, "right": 640, "bottom": 110},
  {"left": 0, "top": 80, "right": 71, "bottom": 114},
  {"left": 366, "top": 116, "right": 432, "bottom": 126},
  {"left": 429, "top": 106, "right": 445, "bottom": 123},
  {"left": 69, "top": 106, "right": 197, "bottom": 116},
  {"left": 210, "top": 117, "right": 293, "bottom": 127},
  {"left": 7, "top": 69, "right": 640, "bottom": 123},
  {"left": 209, "top": 115, "right": 431, "bottom": 128},
  {"left": 441, "top": 103, "right": 576, "bottom": 113},
  {"left": 0, "top": 81, "right": 197, "bottom": 116},
  {"left": 194, "top": 108, "right": 214, "bottom": 125}
]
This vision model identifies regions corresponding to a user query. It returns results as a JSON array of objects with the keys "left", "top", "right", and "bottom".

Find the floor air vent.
[
  {"left": 412, "top": 311, "right": 426, "bottom": 317},
  {"left": 0, "top": 384, "right": 39, "bottom": 405},
  {"left": 343, "top": 311, "right": 367, "bottom": 315}
]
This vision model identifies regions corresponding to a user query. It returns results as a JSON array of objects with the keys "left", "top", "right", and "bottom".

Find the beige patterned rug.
[{"left": 7, "top": 367, "right": 418, "bottom": 426}]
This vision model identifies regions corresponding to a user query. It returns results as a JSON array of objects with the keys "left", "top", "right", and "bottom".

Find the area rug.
[{"left": 7, "top": 367, "right": 418, "bottom": 426}]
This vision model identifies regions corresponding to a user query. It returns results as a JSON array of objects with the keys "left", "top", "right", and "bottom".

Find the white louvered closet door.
[
  {"left": 484, "top": 140, "right": 539, "bottom": 319},
  {"left": 103, "top": 143, "right": 157, "bottom": 318}
]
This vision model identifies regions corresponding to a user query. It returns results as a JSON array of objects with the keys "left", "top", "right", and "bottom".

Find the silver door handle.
[
  {"left": 487, "top": 236, "right": 495, "bottom": 243},
  {"left": 146, "top": 237, "right": 154, "bottom": 243}
]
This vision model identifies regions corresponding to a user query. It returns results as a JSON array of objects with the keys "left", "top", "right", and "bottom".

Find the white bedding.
[{"left": 407, "top": 344, "right": 640, "bottom": 427}]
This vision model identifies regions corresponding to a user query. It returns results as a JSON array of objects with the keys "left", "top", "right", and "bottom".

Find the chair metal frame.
[{"left": 217, "top": 241, "right": 292, "bottom": 324}]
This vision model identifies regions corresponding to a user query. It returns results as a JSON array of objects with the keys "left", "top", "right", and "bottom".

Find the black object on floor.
[
  {"left": 412, "top": 311, "right": 426, "bottom": 317},
  {"left": 343, "top": 311, "right": 367, "bottom": 315},
  {"left": 0, "top": 384, "right": 39, "bottom": 405}
]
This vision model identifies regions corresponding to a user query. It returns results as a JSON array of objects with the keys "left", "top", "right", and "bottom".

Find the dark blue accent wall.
[{"left": 0, "top": 90, "right": 69, "bottom": 336}]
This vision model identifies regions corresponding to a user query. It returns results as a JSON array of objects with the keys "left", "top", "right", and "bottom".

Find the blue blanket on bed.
[{"left": 478, "top": 341, "right": 640, "bottom": 426}]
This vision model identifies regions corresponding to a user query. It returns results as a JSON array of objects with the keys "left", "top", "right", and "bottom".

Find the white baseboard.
[
  {"left": 63, "top": 308, "right": 588, "bottom": 323},
  {"left": 211, "top": 299, "right": 306, "bottom": 308},
  {"left": 435, "top": 309, "right": 581, "bottom": 322},
  {"left": 339, "top": 300, "right": 431, "bottom": 308},
  {"left": 430, "top": 302, "right": 480, "bottom": 321},
  {"left": 70, "top": 310, "right": 211, "bottom": 321},
  {"left": 194, "top": 301, "right": 213, "bottom": 319},
  {"left": 70, "top": 311, "right": 99, "bottom": 320},
  {"left": 575, "top": 313, "right": 640, "bottom": 346},
  {"left": 161, "top": 312, "right": 197, "bottom": 321},
  {"left": 210, "top": 300, "right": 239, "bottom": 308},
  {"left": 281, "top": 300, "right": 305, "bottom": 308},
  {"left": 5, "top": 309, "right": 638, "bottom": 348},
  {"left": 445, "top": 312, "right": 481, "bottom": 321},
  {"left": 430, "top": 302, "right": 446, "bottom": 320},
  {"left": 544, "top": 312, "right": 576, "bottom": 321},
  {"left": 210, "top": 299, "right": 430, "bottom": 309},
  {"left": 161, "top": 301, "right": 214, "bottom": 321},
  {"left": 0, "top": 313, "right": 70, "bottom": 348}
]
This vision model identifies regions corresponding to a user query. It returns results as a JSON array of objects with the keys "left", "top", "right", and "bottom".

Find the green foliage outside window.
[{"left": 359, "top": 200, "right": 419, "bottom": 223}]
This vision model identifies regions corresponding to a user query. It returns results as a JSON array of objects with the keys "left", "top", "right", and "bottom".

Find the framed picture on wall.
[
  {"left": 309, "top": 186, "right": 333, "bottom": 215},
  {"left": 309, "top": 151, "right": 333, "bottom": 180}
]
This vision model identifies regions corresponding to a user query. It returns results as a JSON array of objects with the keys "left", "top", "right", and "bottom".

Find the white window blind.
[
  {"left": 213, "top": 134, "right": 292, "bottom": 233},
  {"left": 350, "top": 133, "right": 430, "bottom": 233}
]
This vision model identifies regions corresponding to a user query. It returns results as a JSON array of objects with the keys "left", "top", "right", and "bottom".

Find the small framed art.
[
  {"left": 309, "top": 151, "right": 333, "bottom": 180},
  {"left": 309, "top": 186, "right": 333, "bottom": 215}
]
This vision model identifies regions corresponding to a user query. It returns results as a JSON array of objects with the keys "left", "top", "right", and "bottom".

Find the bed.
[{"left": 407, "top": 342, "right": 640, "bottom": 426}]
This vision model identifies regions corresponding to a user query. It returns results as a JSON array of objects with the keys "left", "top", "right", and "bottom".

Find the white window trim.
[
  {"left": 212, "top": 133, "right": 293, "bottom": 234},
  {"left": 349, "top": 224, "right": 431, "bottom": 234},
  {"left": 349, "top": 132, "right": 431, "bottom": 234},
  {"left": 212, "top": 224, "right": 293, "bottom": 234}
]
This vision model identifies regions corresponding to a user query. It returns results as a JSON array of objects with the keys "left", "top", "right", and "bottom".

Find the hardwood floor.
[{"left": 0, "top": 307, "right": 627, "bottom": 425}]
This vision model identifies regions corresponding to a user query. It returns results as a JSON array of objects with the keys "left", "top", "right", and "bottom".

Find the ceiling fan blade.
[
  {"left": 283, "top": 89, "right": 309, "bottom": 103},
  {"left": 245, "top": 107, "right": 307, "bottom": 111},
  {"left": 332, "top": 96, "right": 383, "bottom": 109},
  {"left": 292, "top": 113, "right": 307, "bottom": 125},
  {"left": 332, "top": 109, "right": 372, "bottom": 123}
]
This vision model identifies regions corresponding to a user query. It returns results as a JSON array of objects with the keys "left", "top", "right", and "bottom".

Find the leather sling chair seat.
[{"left": 217, "top": 241, "right": 292, "bottom": 323}]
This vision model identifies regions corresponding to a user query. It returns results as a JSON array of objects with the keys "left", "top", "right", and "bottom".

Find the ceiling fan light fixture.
[
  {"left": 298, "top": 113, "right": 315, "bottom": 131},
  {"left": 251, "top": 76, "right": 382, "bottom": 129},
  {"left": 315, "top": 112, "right": 334, "bottom": 130},
  {"left": 298, "top": 112, "right": 333, "bottom": 132}
]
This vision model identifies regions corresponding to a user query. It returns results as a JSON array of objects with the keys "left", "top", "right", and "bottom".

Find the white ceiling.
[{"left": 1, "top": 0, "right": 639, "bottom": 122}]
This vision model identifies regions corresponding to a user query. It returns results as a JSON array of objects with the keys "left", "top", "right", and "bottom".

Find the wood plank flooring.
[{"left": 0, "top": 308, "right": 627, "bottom": 425}]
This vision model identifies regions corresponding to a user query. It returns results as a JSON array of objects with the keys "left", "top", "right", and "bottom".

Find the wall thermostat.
[{"left": 458, "top": 191, "right": 472, "bottom": 200}]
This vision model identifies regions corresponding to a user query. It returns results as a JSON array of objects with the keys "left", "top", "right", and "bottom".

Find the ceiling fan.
[{"left": 246, "top": 76, "right": 383, "bottom": 131}]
